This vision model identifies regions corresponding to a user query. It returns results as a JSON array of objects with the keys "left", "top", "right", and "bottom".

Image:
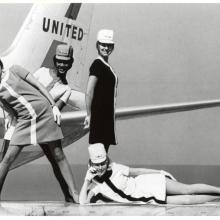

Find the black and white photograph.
[{"left": 1, "top": 1, "right": 220, "bottom": 216}]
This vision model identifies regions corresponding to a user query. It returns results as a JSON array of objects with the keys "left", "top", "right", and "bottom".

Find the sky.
[{"left": 2, "top": 3, "right": 220, "bottom": 168}]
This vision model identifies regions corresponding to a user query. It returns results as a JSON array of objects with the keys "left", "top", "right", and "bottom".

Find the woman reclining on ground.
[{"left": 80, "top": 143, "right": 220, "bottom": 205}]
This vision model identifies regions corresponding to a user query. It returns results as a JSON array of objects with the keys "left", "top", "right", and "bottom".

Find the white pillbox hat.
[
  {"left": 97, "top": 29, "right": 114, "bottom": 44},
  {"left": 88, "top": 143, "right": 107, "bottom": 163},
  {"left": 56, "top": 44, "right": 73, "bottom": 60}
]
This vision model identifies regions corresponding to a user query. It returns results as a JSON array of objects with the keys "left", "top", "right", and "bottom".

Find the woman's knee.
[
  {"left": 166, "top": 179, "right": 190, "bottom": 195},
  {"left": 183, "top": 184, "right": 200, "bottom": 195},
  {"left": 47, "top": 141, "right": 66, "bottom": 162},
  {"left": 176, "top": 185, "right": 192, "bottom": 195},
  {"left": 179, "top": 195, "right": 208, "bottom": 205},
  {"left": 53, "top": 148, "right": 66, "bottom": 162},
  {"left": 180, "top": 195, "right": 195, "bottom": 204}
]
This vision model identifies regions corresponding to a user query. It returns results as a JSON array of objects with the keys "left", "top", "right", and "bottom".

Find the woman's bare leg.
[
  {"left": 167, "top": 195, "right": 220, "bottom": 205},
  {"left": 0, "top": 139, "right": 10, "bottom": 161},
  {"left": 40, "top": 144, "right": 75, "bottom": 202},
  {"left": 0, "top": 145, "right": 23, "bottom": 198},
  {"left": 166, "top": 178, "right": 220, "bottom": 195},
  {"left": 46, "top": 140, "right": 79, "bottom": 203}
]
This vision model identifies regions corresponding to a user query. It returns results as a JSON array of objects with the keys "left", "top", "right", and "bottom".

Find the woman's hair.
[{"left": 0, "top": 59, "right": 3, "bottom": 69}]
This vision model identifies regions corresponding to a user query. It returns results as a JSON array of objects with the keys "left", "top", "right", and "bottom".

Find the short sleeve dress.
[
  {"left": 89, "top": 57, "right": 118, "bottom": 146},
  {"left": 90, "top": 163, "right": 166, "bottom": 204},
  {"left": 0, "top": 65, "right": 63, "bottom": 146},
  {"left": 33, "top": 67, "right": 71, "bottom": 103}
]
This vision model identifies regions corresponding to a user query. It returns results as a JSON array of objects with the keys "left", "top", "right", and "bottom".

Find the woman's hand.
[
  {"left": 5, "top": 117, "right": 11, "bottom": 130},
  {"left": 85, "top": 167, "right": 97, "bottom": 181},
  {"left": 52, "top": 105, "right": 61, "bottom": 125},
  {"left": 84, "top": 115, "right": 90, "bottom": 129},
  {"left": 5, "top": 114, "right": 16, "bottom": 130},
  {"left": 80, "top": 167, "right": 96, "bottom": 204}
]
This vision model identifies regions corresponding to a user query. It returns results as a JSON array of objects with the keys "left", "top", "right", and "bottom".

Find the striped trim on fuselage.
[{"left": 2, "top": 72, "right": 37, "bottom": 145}]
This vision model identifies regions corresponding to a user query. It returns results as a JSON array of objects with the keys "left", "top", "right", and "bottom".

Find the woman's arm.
[
  {"left": 79, "top": 167, "right": 98, "bottom": 204},
  {"left": 79, "top": 180, "right": 95, "bottom": 204},
  {"left": 25, "top": 74, "right": 55, "bottom": 106},
  {"left": 55, "top": 87, "right": 72, "bottom": 110},
  {"left": 25, "top": 73, "right": 61, "bottom": 125},
  {"left": 1, "top": 103, "right": 16, "bottom": 130},
  {"left": 4, "top": 112, "right": 16, "bottom": 130},
  {"left": 84, "top": 76, "right": 98, "bottom": 128}
]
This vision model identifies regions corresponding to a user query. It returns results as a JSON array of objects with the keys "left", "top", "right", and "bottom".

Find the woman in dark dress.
[{"left": 84, "top": 29, "right": 118, "bottom": 153}]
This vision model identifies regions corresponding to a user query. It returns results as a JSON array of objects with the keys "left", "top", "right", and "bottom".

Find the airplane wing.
[
  {"left": 1, "top": 98, "right": 220, "bottom": 170},
  {"left": 61, "top": 99, "right": 220, "bottom": 122},
  {"left": 1, "top": 3, "right": 220, "bottom": 170}
]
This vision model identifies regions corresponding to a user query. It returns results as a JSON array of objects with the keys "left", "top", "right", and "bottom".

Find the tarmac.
[{"left": 1, "top": 201, "right": 220, "bottom": 216}]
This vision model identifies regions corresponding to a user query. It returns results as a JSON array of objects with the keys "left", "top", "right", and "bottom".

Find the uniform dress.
[
  {"left": 89, "top": 56, "right": 118, "bottom": 146},
  {"left": 4, "top": 67, "right": 70, "bottom": 141},
  {"left": 90, "top": 163, "right": 167, "bottom": 204},
  {"left": 0, "top": 65, "right": 63, "bottom": 146},
  {"left": 33, "top": 67, "right": 71, "bottom": 103}
]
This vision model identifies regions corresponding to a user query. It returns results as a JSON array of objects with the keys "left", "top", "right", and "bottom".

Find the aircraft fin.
[
  {"left": 1, "top": 3, "right": 94, "bottom": 90},
  {"left": 0, "top": 3, "right": 94, "bottom": 169}
]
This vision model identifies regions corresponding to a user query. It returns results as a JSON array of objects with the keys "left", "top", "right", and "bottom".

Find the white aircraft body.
[{"left": 1, "top": 3, "right": 220, "bottom": 170}]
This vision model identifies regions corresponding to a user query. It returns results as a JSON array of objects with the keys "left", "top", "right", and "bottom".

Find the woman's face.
[
  {"left": 55, "top": 59, "right": 72, "bottom": 75},
  {"left": 97, "top": 42, "right": 114, "bottom": 58},
  {"left": 90, "top": 159, "right": 109, "bottom": 177}
]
